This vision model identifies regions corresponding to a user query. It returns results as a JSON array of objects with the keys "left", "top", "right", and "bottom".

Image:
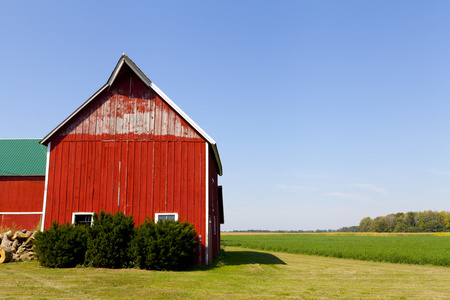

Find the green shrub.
[
  {"left": 131, "top": 218, "right": 197, "bottom": 271},
  {"left": 85, "top": 211, "right": 135, "bottom": 269},
  {"left": 34, "top": 222, "right": 88, "bottom": 268}
]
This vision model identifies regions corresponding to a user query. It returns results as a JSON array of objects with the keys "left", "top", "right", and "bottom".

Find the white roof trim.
[{"left": 40, "top": 54, "right": 222, "bottom": 175}]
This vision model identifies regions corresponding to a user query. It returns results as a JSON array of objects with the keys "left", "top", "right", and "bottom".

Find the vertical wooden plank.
[
  {"left": 174, "top": 114, "right": 182, "bottom": 139},
  {"left": 116, "top": 94, "right": 125, "bottom": 140},
  {"left": 153, "top": 141, "right": 161, "bottom": 213},
  {"left": 111, "top": 141, "right": 122, "bottom": 213},
  {"left": 102, "top": 96, "right": 111, "bottom": 140},
  {"left": 79, "top": 141, "right": 89, "bottom": 213},
  {"left": 66, "top": 142, "right": 76, "bottom": 219},
  {"left": 126, "top": 141, "right": 135, "bottom": 215},
  {"left": 130, "top": 96, "right": 137, "bottom": 140},
  {"left": 59, "top": 142, "right": 70, "bottom": 223},
  {"left": 149, "top": 98, "right": 156, "bottom": 139},
  {"left": 85, "top": 141, "right": 96, "bottom": 213},
  {"left": 154, "top": 98, "right": 162, "bottom": 141},
  {"left": 161, "top": 103, "right": 169, "bottom": 141},
  {"left": 0, "top": 180, "right": 6, "bottom": 208},
  {"left": 139, "top": 141, "right": 148, "bottom": 225},
  {"left": 11, "top": 178, "right": 19, "bottom": 207},
  {"left": 173, "top": 141, "right": 182, "bottom": 219},
  {"left": 143, "top": 99, "right": 151, "bottom": 138},
  {"left": 167, "top": 141, "right": 175, "bottom": 213},
  {"left": 181, "top": 142, "right": 188, "bottom": 221},
  {"left": 81, "top": 108, "right": 90, "bottom": 142},
  {"left": 110, "top": 95, "right": 118, "bottom": 140},
  {"left": 133, "top": 141, "right": 141, "bottom": 219},
  {"left": 51, "top": 144, "right": 63, "bottom": 225},
  {"left": 72, "top": 141, "right": 82, "bottom": 211},
  {"left": 135, "top": 98, "right": 144, "bottom": 138},
  {"left": 167, "top": 109, "right": 174, "bottom": 139},
  {"left": 187, "top": 142, "right": 195, "bottom": 223},
  {"left": 161, "top": 141, "right": 168, "bottom": 212},
  {"left": 119, "top": 142, "right": 128, "bottom": 213},
  {"left": 74, "top": 113, "right": 83, "bottom": 142},
  {"left": 99, "top": 142, "right": 109, "bottom": 213},
  {"left": 103, "top": 142, "right": 113, "bottom": 214},
  {"left": 88, "top": 103, "right": 98, "bottom": 138},
  {"left": 148, "top": 141, "right": 155, "bottom": 219},
  {"left": 96, "top": 99, "right": 104, "bottom": 139}
]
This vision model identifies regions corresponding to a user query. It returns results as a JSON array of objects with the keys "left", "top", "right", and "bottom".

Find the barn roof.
[
  {"left": 0, "top": 139, "right": 47, "bottom": 176},
  {"left": 40, "top": 54, "right": 223, "bottom": 176}
]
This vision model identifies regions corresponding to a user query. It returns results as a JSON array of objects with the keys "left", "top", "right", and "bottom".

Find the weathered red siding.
[
  {"left": 44, "top": 66, "right": 211, "bottom": 264},
  {"left": 0, "top": 176, "right": 44, "bottom": 230}
]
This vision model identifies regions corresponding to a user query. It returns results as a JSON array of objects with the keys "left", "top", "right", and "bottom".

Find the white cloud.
[
  {"left": 326, "top": 192, "right": 369, "bottom": 202},
  {"left": 354, "top": 183, "right": 388, "bottom": 195},
  {"left": 426, "top": 169, "right": 450, "bottom": 176},
  {"left": 276, "top": 184, "right": 317, "bottom": 192}
]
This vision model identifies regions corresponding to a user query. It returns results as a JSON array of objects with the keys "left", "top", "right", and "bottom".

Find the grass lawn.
[{"left": 0, "top": 246, "right": 449, "bottom": 299}]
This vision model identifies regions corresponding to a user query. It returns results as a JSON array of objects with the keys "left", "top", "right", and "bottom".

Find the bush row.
[{"left": 33, "top": 211, "right": 197, "bottom": 271}]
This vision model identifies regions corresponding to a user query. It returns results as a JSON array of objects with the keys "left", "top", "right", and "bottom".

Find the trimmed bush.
[
  {"left": 85, "top": 211, "right": 135, "bottom": 269},
  {"left": 34, "top": 222, "right": 88, "bottom": 268},
  {"left": 131, "top": 218, "right": 197, "bottom": 271}
]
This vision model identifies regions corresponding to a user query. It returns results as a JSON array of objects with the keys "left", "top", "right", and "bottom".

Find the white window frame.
[
  {"left": 72, "top": 212, "right": 94, "bottom": 226},
  {"left": 155, "top": 213, "right": 178, "bottom": 222}
]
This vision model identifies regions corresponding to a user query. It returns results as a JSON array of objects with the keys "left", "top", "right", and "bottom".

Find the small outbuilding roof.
[
  {"left": 0, "top": 139, "right": 47, "bottom": 176},
  {"left": 40, "top": 54, "right": 222, "bottom": 176}
]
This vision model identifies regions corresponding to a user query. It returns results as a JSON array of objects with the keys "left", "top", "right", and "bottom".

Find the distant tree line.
[
  {"left": 358, "top": 210, "right": 450, "bottom": 232},
  {"left": 230, "top": 226, "right": 359, "bottom": 234}
]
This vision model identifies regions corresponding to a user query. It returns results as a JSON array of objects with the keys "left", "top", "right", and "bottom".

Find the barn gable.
[{"left": 40, "top": 54, "right": 222, "bottom": 175}]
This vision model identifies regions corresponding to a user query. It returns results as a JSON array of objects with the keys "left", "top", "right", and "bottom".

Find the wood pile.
[{"left": 0, "top": 230, "right": 36, "bottom": 263}]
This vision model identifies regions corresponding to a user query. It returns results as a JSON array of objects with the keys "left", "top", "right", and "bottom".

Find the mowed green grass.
[
  {"left": 0, "top": 246, "right": 450, "bottom": 299},
  {"left": 222, "top": 233, "right": 450, "bottom": 267}
]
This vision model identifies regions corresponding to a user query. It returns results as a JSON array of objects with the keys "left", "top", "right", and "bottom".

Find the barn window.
[
  {"left": 72, "top": 213, "right": 94, "bottom": 226},
  {"left": 155, "top": 213, "right": 178, "bottom": 222}
]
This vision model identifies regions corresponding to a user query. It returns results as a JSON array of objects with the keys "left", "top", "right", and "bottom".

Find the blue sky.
[{"left": 1, "top": 1, "right": 450, "bottom": 230}]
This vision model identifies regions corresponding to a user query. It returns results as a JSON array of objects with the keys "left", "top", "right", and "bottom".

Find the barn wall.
[
  {"left": 0, "top": 176, "right": 45, "bottom": 212},
  {"left": 0, "top": 214, "right": 41, "bottom": 231},
  {"left": 44, "top": 67, "right": 209, "bottom": 264},
  {"left": 0, "top": 176, "right": 45, "bottom": 230}
]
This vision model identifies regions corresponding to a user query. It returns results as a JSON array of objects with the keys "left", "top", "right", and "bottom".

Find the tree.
[{"left": 358, "top": 217, "right": 373, "bottom": 232}]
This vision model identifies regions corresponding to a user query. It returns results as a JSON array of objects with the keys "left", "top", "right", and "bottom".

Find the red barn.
[
  {"left": 40, "top": 55, "right": 223, "bottom": 264},
  {"left": 0, "top": 139, "right": 47, "bottom": 230}
]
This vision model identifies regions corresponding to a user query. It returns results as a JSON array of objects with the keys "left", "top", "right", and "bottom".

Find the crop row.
[{"left": 221, "top": 234, "right": 450, "bottom": 267}]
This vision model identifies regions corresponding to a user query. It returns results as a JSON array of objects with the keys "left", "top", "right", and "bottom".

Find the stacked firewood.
[{"left": 0, "top": 230, "right": 36, "bottom": 263}]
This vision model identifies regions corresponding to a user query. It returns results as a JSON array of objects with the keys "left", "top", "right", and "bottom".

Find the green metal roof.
[{"left": 0, "top": 139, "right": 47, "bottom": 176}]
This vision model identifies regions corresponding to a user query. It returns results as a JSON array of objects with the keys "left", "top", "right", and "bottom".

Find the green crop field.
[{"left": 222, "top": 233, "right": 450, "bottom": 267}]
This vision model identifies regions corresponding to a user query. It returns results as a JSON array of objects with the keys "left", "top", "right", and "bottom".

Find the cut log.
[
  {"left": 5, "top": 230, "right": 13, "bottom": 240},
  {"left": 11, "top": 240, "right": 19, "bottom": 252},
  {"left": 17, "top": 232, "right": 36, "bottom": 254},
  {"left": 0, "top": 248, "right": 12, "bottom": 263},
  {"left": 0, "top": 236, "right": 12, "bottom": 249},
  {"left": 21, "top": 252, "right": 35, "bottom": 261},
  {"left": 24, "top": 231, "right": 33, "bottom": 239}
]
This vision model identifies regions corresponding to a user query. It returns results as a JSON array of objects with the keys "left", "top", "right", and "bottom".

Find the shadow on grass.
[
  {"left": 192, "top": 249, "right": 286, "bottom": 271},
  {"left": 224, "top": 250, "right": 286, "bottom": 266}
]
